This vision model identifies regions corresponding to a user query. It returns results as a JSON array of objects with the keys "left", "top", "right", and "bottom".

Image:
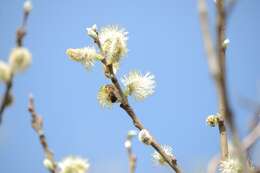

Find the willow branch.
[
  {"left": 199, "top": 0, "right": 250, "bottom": 170},
  {"left": 125, "top": 135, "right": 137, "bottom": 173},
  {"left": 93, "top": 36, "right": 181, "bottom": 173},
  {"left": 0, "top": 77, "right": 13, "bottom": 124},
  {"left": 198, "top": 0, "right": 219, "bottom": 76},
  {"left": 108, "top": 62, "right": 180, "bottom": 172},
  {"left": 216, "top": 1, "right": 251, "bottom": 171},
  {"left": 199, "top": 0, "right": 251, "bottom": 171},
  {"left": 0, "top": 3, "right": 31, "bottom": 125},
  {"left": 16, "top": 4, "right": 30, "bottom": 47},
  {"left": 28, "top": 95, "right": 57, "bottom": 173},
  {"left": 215, "top": 0, "right": 235, "bottom": 131},
  {"left": 217, "top": 116, "right": 229, "bottom": 159},
  {"left": 198, "top": 0, "right": 229, "bottom": 160}
]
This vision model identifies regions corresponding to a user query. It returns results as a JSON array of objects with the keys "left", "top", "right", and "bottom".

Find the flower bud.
[
  {"left": 138, "top": 129, "right": 153, "bottom": 145},
  {"left": 86, "top": 24, "right": 98, "bottom": 40},
  {"left": 219, "top": 157, "right": 242, "bottom": 173},
  {"left": 0, "top": 61, "right": 11, "bottom": 82},
  {"left": 152, "top": 145, "right": 174, "bottom": 165},
  {"left": 124, "top": 140, "right": 132, "bottom": 149},
  {"left": 58, "top": 156, "right": 90, "bottom": 173},
  {"left": 43, "top": 158, "right": 55, "bottom": 171},
  {"left": 9, "top": 47, "right": 32, "bottom": 73},
  {"left": 206, "top": 115, "right": 219, "bottom": 127},
  {"left": 23, "top": 0, "right": 32, "bottom": 13},
  {"left": 127, "top": 130, "right": 137, "bottom": 138},
  {"left": 223, "top": 38, "right": 230, "bottom": 49}
]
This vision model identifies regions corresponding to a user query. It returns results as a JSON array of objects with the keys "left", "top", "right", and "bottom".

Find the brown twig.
[
  {"left": 28, "top": 95, "right": 57, "bottom": 173},
  {"left": 92, "top": 32, "right": 181, "bottom": 173},
  {"left": 198, "top": 0, "right": 229, "bottom": 161},
  {"left": 199, "top": 0, "right": 252, "bottom": 171},
  {"left": 215, "top": 1, "right": 251, "bottom": 171},
  {"left": 0, "top": 77, "right": 13, "bottom": 124},
  {"left": 125, "top": 133, "right": 137, "bottom": 173},
  {"left": 217, "top": 116, "right": 229, "bottom": 160},
  {"left": 198, "top": 0, "right": 220, "bottom": 76},
  {"left": 215, "top": 0, "right": 234, "bottom": 131},
  {"left": 0, "top": 2, "right": 31, "bottom": 125}
]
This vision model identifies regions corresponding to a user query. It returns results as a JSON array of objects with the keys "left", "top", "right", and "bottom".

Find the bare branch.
[
  {"left": 217, "top": 117, "right": 229, "bottom": 159},
  {"left": 0, "top": 78, "right": 13, "bottom": 124},
  {"left": 0, "top": 2, "right": 32, "bottom": 125},
  {"left": 125, "top": 132, "right": 137, "bottom": 173},
  {"left": 198, "top": 0, "right": 220, "bottom": 76},
  {"left": 28, "top": 95, "right": 57, "bottom": 173},
  {"left": 198, "top": 0, "right": 229, "bottom": 161},
  {"left": 199, "top": 0, "right": 252, "bottom": 172}
]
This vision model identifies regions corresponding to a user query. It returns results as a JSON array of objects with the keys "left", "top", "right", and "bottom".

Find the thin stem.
[
  {"left": 215, "top": 0, "right": 234, "bottom": 130},
  {"left": 127, "top": 147, "right": 136, "bottom": 173},
  {"left": 120, "top": 103, "right": 144, "bottom": 130},
  {"left": 198, "top": 0, "right": 219, "bottom": 76},
  {"left": 0, "top": 3, "right": 31, "bottom": 125},
  {"left": 125, "top": 135, "right": 137, "bottom": 173},
  {"left": 28, "top": 95, "right": 57, "bottom": 173},
  {"left": 199, "top": 0, "right": 252, "bottom": 171},
  {"left": 0, "top": 77, "right": 13, "bottom": 124},
  {"left": 215, "top": 1, "right": 250, "bottom": 171},
  {"left": 17, "top": 7, "right": 30, "bottom": 47},
  {"left": 217, "top": 117, "right": 229, "bottom": 160},
  {"left": 198, "top": 0, "right": 229, "bottom": 160}
]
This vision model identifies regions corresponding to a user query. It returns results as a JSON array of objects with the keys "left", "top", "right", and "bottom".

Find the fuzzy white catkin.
[
  {"left": 138, "top": 129, "right": 153, "bottom": 145},
  {"left": 86, "top": 24, "right": 98, "bottom": 40},
  {"left": 219, "top": 157, "right": 242, "bottom": 173},
  {"left": 97, "top": 85, "right": 113, "bottom": 108},
  {"left": 152, "top": 145, "right": 174, "bottom": 165},
  {"left": 58, "top": 156, "right": 90, "bottom": 173},
  {"left": 9, "top": 47, "right": 32, "bottom": 73},
  {"left": 99, "top": 25, "right": 128, "bottom": 64},
  {"left": 0, "top": 61, "right": 11, "bottom": 82},
  {"left": 124, "top": 140, "right": 132, "bottom": 149},
  {"left": 122, "top": 71, "right": 156, "bottom": 100},
  {"left": 206, "top": 114, "right": 219, "bottom": 127},
  {"left": 127, "top": 130, "right": 137, "bottom": 138},
  {"left": 43, "top": 158, "right": 55, "bottom": 171},
  {"left": 66, "top": 47, "right": 98, "bottom": 70}
]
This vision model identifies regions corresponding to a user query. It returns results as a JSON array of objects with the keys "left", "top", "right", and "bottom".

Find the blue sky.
[{"left": 0, "top": 0, "right": 259, "bottom": 173}]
